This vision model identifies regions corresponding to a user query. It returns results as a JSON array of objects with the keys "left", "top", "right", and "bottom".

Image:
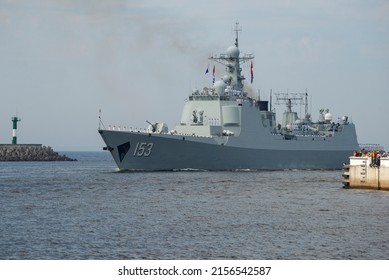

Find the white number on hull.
[{"left": 133, "top": 142, "right": 154, "bottom": 157}]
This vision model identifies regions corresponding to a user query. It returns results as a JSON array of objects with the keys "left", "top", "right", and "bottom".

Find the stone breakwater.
[{"left": 0, "top": 144, "right": 76, "bottom": 161}]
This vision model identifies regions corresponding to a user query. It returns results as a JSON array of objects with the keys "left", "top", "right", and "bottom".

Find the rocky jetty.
[{"left": 0, "top": 144, "right": 76, "bottom": 161}]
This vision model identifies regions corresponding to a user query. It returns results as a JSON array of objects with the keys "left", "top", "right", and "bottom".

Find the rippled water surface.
[{"left": 1, "top": 152, "right": 388, "bottom": 259}]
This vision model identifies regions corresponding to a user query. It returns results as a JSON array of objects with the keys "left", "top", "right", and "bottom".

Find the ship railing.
[
  {"left": 189, "top": 95, "right": 220, "bottom": 101},
  {"left": 359, "top": 143, "right": 385, "bottom": 151},
  {"left": 107, "top": 125, "right": 145, "bottom": 133},
  {"left": 294, "top": 133, "right": 329, "bottom": 138},
  {"left": 272, "top": 131, "right": 330, "bottom": 138},
  {"left": 106, "top": 125, "right": 213, "bottom": 138},
  {"left": 188, "top": 94, "right": 237, "bottom": 101},
  {"left": 179, "top": 119, "right": 221, "bottom": 126}
]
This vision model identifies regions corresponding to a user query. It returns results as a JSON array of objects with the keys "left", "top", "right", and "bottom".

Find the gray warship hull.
[{"left": 99, "top": 123, "right": 358, "bottom": 171}]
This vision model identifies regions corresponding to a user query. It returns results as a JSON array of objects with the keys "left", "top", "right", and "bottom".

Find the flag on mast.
[
  {"left": 212, "top": 65, "right": 216, "bottom": 84},
  {"left": 250, "top": 62, "right": 254, "bottom": 83},
  {"left": 205, "top": 64, "right": 209, "bottom": 74}
]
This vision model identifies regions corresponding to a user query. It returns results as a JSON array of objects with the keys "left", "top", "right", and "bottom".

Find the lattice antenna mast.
[
  {"left": 208, "top": 22, "right": 253, "bottom": 91},
  {"left": 234, "top": 22, "right": 242, "bottom": 47},
  {"left": 304, "top": 89, "right": 309, "bottom": 120},
  {"left": 274, "top": 92, "right": 307, "bottom": 113}
]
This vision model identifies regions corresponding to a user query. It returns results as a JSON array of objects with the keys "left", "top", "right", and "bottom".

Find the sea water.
[{"left": 1, "top": 152, "right": 388, "bottom": 259}]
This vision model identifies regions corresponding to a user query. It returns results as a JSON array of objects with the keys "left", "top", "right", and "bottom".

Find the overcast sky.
[{"left": 1, "top": 0, "right": 388, "bottom": 150}]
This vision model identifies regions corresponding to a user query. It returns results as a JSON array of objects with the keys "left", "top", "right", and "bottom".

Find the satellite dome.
[
  {"left": 324, "top": 112, "right": 333, "bottom": 122},
  {"left": 213, "top": 80, "right": 227, "bottom": 95},
  {"left": 227, "top": 45, "right": 240, "bottom": 58},
  {"left": 222, "top": 75, "right": 232, "bottom": 84}
]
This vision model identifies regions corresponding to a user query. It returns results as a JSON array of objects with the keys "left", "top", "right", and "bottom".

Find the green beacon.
[{"left": 11, "top": 116, "right": 21, "bottom": 144}]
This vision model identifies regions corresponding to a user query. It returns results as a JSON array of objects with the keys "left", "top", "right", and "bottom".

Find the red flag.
[
  {"left": 212, "top": 65, "right": 216, "bottom": 84},
  {"left": 250, "top": 62, "right": 254, "bottom": 83}
]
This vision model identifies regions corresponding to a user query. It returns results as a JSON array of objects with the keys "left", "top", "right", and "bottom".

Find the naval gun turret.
[{"left": 146, "top": 120, "right": 168, "bottom": 134}]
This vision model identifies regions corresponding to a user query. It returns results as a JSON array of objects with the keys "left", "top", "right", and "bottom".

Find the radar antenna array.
[
  {"left": 274, "top": 92, "right": 305, "bottom": 106},
  {"left": 274, "top": 91, "right": 309, "bottom": 118}
]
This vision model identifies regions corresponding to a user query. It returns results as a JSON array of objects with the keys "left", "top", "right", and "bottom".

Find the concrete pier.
[
  {"left": 343, "top": 157, "right": 389, "bottom": 191},
  {"left": 0, "top": 144, "right": 76, "bottom": 161}
]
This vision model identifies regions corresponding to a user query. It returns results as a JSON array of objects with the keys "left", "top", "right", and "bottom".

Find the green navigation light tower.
[{"left": 11, "top": 116, "right": 21, "bottom": 144}]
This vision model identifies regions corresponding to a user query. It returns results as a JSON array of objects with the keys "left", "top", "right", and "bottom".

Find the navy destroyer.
[{"left": 98, "top": 25, "right": 359, "bottom": 171}]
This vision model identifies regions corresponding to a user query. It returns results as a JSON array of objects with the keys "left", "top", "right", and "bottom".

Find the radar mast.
[
  {"left": 208, "top": 22, "right": 254, "bottom": 91},
  {"left": 234, "top": 22, "right": 241, "bottom": 47}
]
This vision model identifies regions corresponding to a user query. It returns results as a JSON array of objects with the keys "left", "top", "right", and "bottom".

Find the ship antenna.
[
  {"left": 234, "top": 22, "right": 241, "bottom": 47},
  {"left": 305, "top": 89, "right": 308, "bottom": 120},
  {"left": 98, "top": 108, "right": 106, "bottom": 130}
]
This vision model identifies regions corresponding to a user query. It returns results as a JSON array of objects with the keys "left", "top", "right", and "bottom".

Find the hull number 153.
[{"left": 133, "top": 142, "right": 154, "bottom": 157}]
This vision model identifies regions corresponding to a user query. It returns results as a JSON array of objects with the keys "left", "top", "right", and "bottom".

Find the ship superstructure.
[{"left": 98, "top": 24, "right": 359, "bottom": 171}]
